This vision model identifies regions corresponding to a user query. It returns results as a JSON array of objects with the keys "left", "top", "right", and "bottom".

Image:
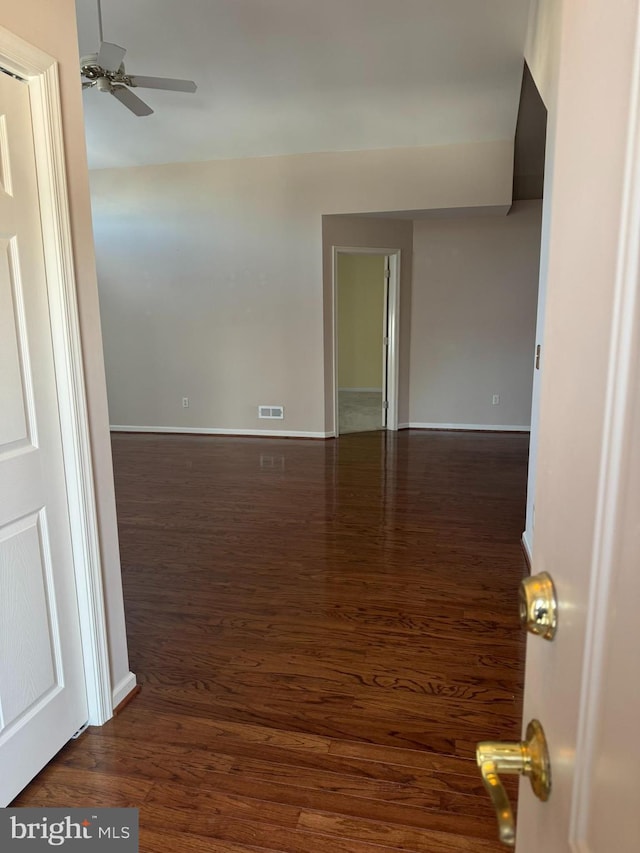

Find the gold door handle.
[{"left": 476, "top": 719, "right": 551, "bottom": 846}]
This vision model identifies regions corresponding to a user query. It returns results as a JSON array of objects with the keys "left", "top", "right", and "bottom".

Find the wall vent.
[{"left": 258, "top": 405, "right": 284, "bottom": 420}]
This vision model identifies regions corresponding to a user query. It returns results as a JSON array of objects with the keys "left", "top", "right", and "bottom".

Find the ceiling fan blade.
[
  {"left": 128, "top": 75, "right": 197, "bottom": 93},
  {"left": 111, "top": 85, "right": 153, "bottom": 116},
  {"left": 97, "top": 41, "right": 126, "bottom": 72}
]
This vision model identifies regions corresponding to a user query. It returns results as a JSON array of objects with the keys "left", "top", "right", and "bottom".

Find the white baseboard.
[
  {"left": 401, "top": 422, "right": 531, "bottom": 432},
  {"left": 111, "top": 423, "right": 528, "bottom": 438},
  {"left": 522, "top": 529, "right": 533, "bottom": 565},
  {"left": 111, "top": 671, "right": 137, "bottom": 711},
  {"left": 110, "top": 425, "right": 332, "bottom": 439},
  {"left": 338, "top": 387, "right": 383, "bottom": 393}
]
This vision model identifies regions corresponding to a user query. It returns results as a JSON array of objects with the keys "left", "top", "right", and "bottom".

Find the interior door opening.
[
  {"left": 514, "top": 62, "right": 549, "bottom": 561},
  {"left": 333, "top": 248, "right": 400, "bottom": 437}
]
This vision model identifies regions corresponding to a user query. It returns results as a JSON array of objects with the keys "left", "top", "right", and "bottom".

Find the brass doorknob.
[
  {"left": 519, "top": 572, "right": 558, "bottom": 640},
  {"left": 476, "top": 720, "right": 551, "bottom": 846}
]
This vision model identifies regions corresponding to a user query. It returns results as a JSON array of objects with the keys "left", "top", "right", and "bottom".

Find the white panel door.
[
  {"left": 0, "top": 70, "right": 87, "bottom": 804},
  {"left": 512, "top": 0, "right": 640, "bottom": 850}
]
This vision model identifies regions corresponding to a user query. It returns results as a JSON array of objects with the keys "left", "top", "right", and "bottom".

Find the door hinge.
[
  {"left": 383, "top": 336, "right": 389, "bottom": 345},
  {"left": 383, "top": 400, "right": 389, "bottom": 409},
  {"left": 384, "top": 268, "right": 391, "bottom": 280},
  {"left": 535, "top": 344, "right": 541, "bottom": 370}
]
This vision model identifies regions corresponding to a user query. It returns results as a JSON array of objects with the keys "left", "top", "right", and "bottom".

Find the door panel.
[
  {"left": 0, "top": 240, "right": 31, "bottom": 446},
  {"left": 0, "top": 70, "right": 87, "bottom": 804},
  {"left": 0, "top": 512, "right": 60, "bottom": 727},
  {"left": 514, "top": 0, "right": 640, "bottom": 849}
]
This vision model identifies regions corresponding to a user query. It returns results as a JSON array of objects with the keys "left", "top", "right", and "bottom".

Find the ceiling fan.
[{"left": 80, "top": 0, "right": 197, "bottom": 116}]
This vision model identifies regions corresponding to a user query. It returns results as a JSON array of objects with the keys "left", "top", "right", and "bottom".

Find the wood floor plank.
[
  {"left": 145, "top": 777, "right": 497, "bottom": 841},
  {"left": 141, "top": 805, "right": 489, "bottom": 853},
  {"left": 89, "top": 710, "right": 483, "bottom": 785},
  {"left": 123, "top": 683, "right": 506, "bottom": 758},
  {"left": 191, "top": 815, "right": 479, "bottom": 853},
  {"left": 13, "top": 430, "right": 528, "bottom": 852},
  {"left": 62, "top": 731, "right": 488, "bottom": 799},
  {"left": 140, "top": 828, "right": 278, "bottom": 853},
  {"left": 59, "top": 734, "right": 236, "bottom": 783},
  {"left": 297, "top": 812, "right": 507, "bottom": 853},
  {"left": 15, "top": 768, "right": 152, "bottom": 807},
  {"left": 91, "top": 708, "right": 334, "bottom": 755},
  {"left": 145, "top": 779, "right": 307, "bottom": 828}
]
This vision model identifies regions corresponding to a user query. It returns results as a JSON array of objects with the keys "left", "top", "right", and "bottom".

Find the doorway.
[
  {"left": 513, "top": 62, "right": 549, "bottom": 559},
  {"left": 333, "top": 247, "right": 400, "bottom": 437}
]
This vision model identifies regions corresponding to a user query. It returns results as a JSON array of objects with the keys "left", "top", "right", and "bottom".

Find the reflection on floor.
[
  {"left": 338, "top": 389, "right": 383, "bottom": 434},
  {"left": 14, "top": 430, "right": 528, "bottom": 852}
]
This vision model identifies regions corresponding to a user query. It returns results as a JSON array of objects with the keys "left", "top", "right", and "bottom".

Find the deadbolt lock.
[{"left": 519, "top": 571, "right": 558, "bottom": 640}]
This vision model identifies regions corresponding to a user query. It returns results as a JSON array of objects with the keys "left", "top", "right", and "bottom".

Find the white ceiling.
[{"left": 75, "top": 0, "right": 531, "bottom": 171}]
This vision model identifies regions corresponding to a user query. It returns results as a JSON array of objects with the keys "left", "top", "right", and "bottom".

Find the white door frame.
[
  {"left": 0, "top": 27, "right": 112, "bottom": 725},
  {"left": 332, "top": 246, "right": 401, "bottom": 437}
]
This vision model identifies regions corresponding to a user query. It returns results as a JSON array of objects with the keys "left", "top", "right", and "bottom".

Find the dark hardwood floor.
[{"left": 14, "top": 429, "right": 528, "bottom": 852}]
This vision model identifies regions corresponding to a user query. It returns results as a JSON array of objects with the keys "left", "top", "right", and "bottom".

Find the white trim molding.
[
  {"left": 111, "top": 425, "right": 333, "bottom": 439},
  {"left": 401, "top": 422, "right": 531, "bottom": 432},
  {"left": 111, "top": 672, "right": 138, "bottom": 710},
  {"left": 0, "top": 26, "right": 113, "bottom": 725}
]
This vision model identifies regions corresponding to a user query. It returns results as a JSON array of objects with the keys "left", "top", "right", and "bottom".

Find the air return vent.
[{"left": 258, "top": 405, "right": 284, "bottom": 420}]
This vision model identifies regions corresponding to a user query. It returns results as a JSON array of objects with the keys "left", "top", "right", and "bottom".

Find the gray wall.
[
  {"left": 90, "top": 140, "right": 513, "bottom": 435},
  {"left": 409, "top": 201, "right": 542, "bottom": 429}
]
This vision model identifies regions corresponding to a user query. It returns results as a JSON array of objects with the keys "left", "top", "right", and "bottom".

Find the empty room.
[{"left": 2, "top": 2, "right": 639, "bottom": 853}]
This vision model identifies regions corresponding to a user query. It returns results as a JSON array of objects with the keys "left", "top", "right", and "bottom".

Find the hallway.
[{"left": 15, "top": 430, "right": 528, "bottom": 852}]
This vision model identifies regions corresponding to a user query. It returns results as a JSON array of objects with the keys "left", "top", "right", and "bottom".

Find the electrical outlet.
[
  {"left": 182, "top": 397, "right": 189, "bottom": 408},
  {"left": 492, "top": 394, "right": 500, "bottom": 405}
]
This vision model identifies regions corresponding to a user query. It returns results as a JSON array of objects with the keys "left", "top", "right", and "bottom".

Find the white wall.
[
  {"left": 409, "top": 200, "right": 542, "bottom": 429},
  {"left": 2, "top": 0, "right": 132, "bottom": 705},
  {"left": 523, "top": 0, "right": 564, "bottom": 556},
  {"left": 525, "top": 0, "right": 563, "bottom": 109},
  {"left": 91, "top": 140, "right": 514, "bottom": 436}
]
